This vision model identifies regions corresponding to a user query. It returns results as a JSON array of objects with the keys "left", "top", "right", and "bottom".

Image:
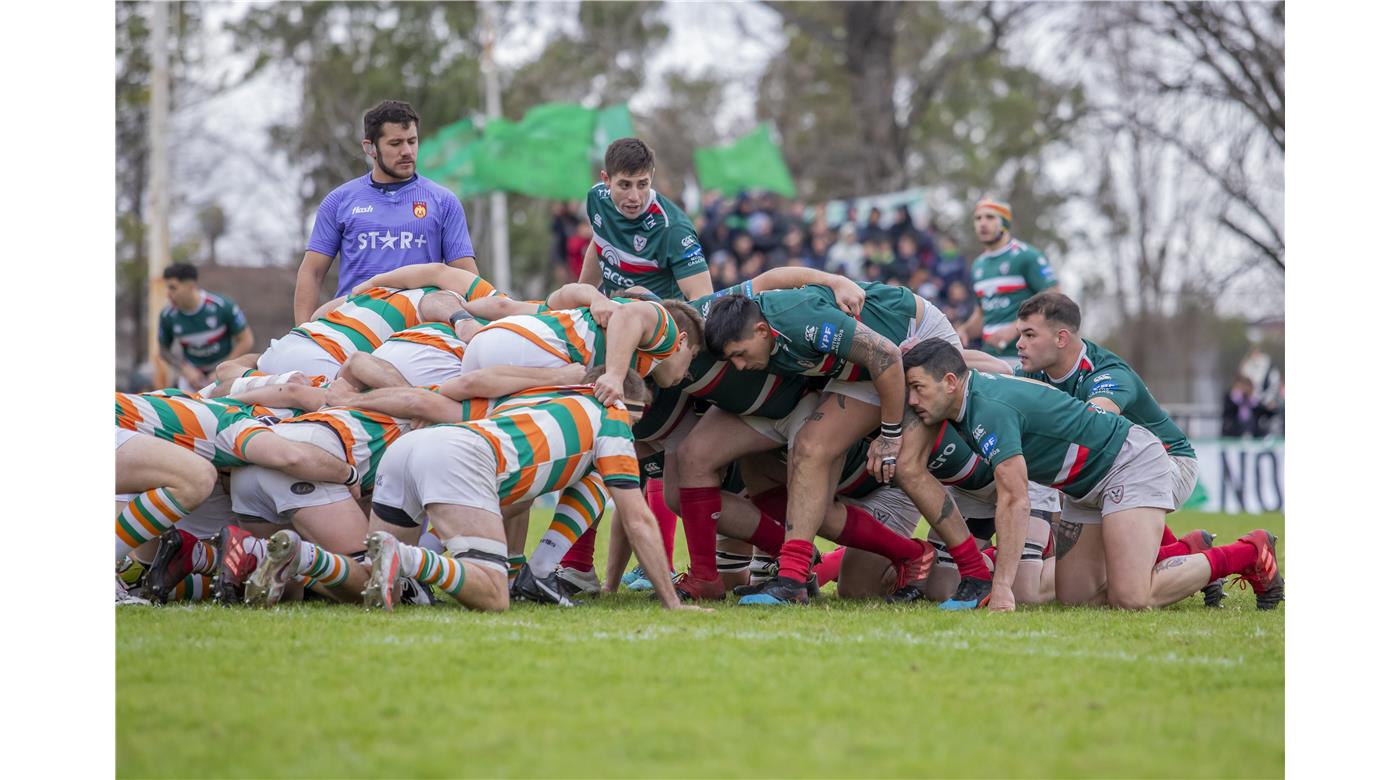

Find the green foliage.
[{"left": 118, "top": 508, "right": 1283, "bottom": 779}]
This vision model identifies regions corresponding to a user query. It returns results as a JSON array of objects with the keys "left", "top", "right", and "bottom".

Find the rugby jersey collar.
[
  {"left": 954, "top": 372, "right": 973, "bottom": 423},
  {"left": 611, "top": 189, "right": 659, "bottom": 222},
  {"left": 975, "top": 238, "right": 1020, "bottom": 261},
  {"left": 1048, "top": 343, "right": 1090, "bottom": 385}
]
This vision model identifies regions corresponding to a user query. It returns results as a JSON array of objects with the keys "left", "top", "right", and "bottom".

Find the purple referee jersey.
[{"left": 307, "top": 173, "right": 475, "bottom": 297}]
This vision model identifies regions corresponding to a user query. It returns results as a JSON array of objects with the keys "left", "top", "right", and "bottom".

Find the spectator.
[
  {"left": 941, "top": 279, "right": 978, "bottom": 333},
  {"left": 893, "top": 232, "right": 926, "bottom": 280},
  {"left": 748, "top": 210, "right": 780, "bottom": 254},
  {"left": 158, "top": 263, "right": 254, "bottom": 393},
  {"left": 931, "top": 234, "right": 969, "bottom": 290},
  {"left": 865, "top": 238, "right": 896, "bottom": 279},
  {"left": 826, "top": 223, "right": 865, "bottom": 278},
  {"left": 774, "top": 227, "right": 811, "bottom": 267},
  {"left": 859, "top": 206, "right": 888, "bottom": 245},
  {"left": 808, "top": 231, "right": 832, "bottom": 269},
  {"left": 860, "top": 260, "right": 884, "bottom": 283},
  {"left": 564, "top": 219, "right": 593, "bottom": 282},
  {"left": 1221, "top": 375, "right": 1259, "bottom": 437},
  {"left": 889, "top": 205, "right": 917, "bottom": 246},
  {"left": 1238, "top": 346, "right": 1282, "bottom": 435},
  {"left": 910, "top": 267, "right": 941, "bottom": 304}
]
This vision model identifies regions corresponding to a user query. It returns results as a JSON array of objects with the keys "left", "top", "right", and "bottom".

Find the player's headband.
[{"left": 974, "top": 197, "right": 1012, "bottom": 229}]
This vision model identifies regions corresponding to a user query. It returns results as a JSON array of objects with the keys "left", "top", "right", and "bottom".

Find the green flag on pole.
[
  {"left": 418, "top": 103, "right": 636, "bottom": 200},
  {"left": 693, "top": 124, "right": 796, "bottom": 198}
]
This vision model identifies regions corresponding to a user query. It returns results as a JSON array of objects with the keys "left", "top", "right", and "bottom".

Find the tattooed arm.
[
  {"left": 990, "top": 455, "right": 1031, "bottom": 612},
  {"left": 848, "top": 321, "right": 907, "bottom": 480},
  {"left": 893, "top": 409, "right": 977, "bottom": 551}
]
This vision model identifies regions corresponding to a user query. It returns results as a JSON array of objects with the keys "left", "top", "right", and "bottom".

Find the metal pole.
[
  {"left": 481, "top": 0, "right": 511, "bottom": 292},
  {"left": 147, "top": 0, "right": 172, "bottom": 388}
]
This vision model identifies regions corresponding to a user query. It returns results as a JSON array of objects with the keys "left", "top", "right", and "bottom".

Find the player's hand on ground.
[
  {"left": 592, "top": 373, "right": 625, "bottom": 406},
  {"left": 833, "top": 277, "right": 866, "bottom": 317},
  {"left": 866, "top": 435, "right": 901, "bottom": 483},
  {"left": 589, "top": 298, "right": 622, "bottom": 327},
  {"left": 988, "top": 583, "right": 1016, "bottom": 612},
  {"left": 325, "top": 377, "right": 360, "bottom": 407}
]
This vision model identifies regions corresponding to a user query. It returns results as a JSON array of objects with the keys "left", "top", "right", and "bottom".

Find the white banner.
[{"left": 1189, "top": 438, "right": 1285, "bottom": 514}]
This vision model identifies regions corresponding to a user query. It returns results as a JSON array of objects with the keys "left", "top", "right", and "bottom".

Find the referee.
[{"left": 293, "top": 100, "right": 478, "bottom": 324}]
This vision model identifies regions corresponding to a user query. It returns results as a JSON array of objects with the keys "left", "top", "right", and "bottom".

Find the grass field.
[{"left": 117, "top": 510, "right": 1284, "bottom": 779}]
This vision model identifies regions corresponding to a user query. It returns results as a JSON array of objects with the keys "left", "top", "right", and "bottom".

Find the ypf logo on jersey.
[{"left": 413, "top": 201, "right": 428, "bottom": 219}]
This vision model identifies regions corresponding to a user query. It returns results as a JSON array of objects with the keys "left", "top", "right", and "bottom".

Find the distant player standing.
[
  {"left": 158, "top": 263, "right": 253, "bottom": 393},
  {"left": 957, "top": 197, "right": 1058, "bottom": 369},
  {"left": 578, "top": 138, "right": 713, "bottom": 302},
  {"left": 293, "top": 100, "right": 478, "bottom": 324}
]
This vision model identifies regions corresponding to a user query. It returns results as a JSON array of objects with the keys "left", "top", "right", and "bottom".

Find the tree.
[
  {"left": 115, "top": 1, "right": 205, "bottom": 379},
  {"left": 198, "top": 203, "right": 226, "bottom": 265},
  {"left": 1071, "top": 1, "right": 1283, "bottom": 271},
  {"left": 751, "top": 1, "right": 1084, "bottom": 256}
]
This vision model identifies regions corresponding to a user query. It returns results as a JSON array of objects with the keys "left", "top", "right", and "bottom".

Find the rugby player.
[
  {"left": 578, "top": 138, "right": 712, "bottom": 302},
  {"left": 115, "top": 390, "right": 357, "bottom": 603},
  {"left": 1013, "top": 291, "right": 1226, "bottom": 605},
  {"left": 351, "top": 369, "right": 707, "bottom": 612},
  {"left": 158, "top": 263, "right": 253, "bottom": 393},
  {"left": 902, "top": 339, "right": 1283, "bottom": 610},
  {"left": 294, "top": 100, "right": 477, "bottom": 324},
  {"left": 956, "top": 197, "right": 1058, "bottom": 369},
  {"left": 703, "top": 281, "right": 998, "bottom": 605}
]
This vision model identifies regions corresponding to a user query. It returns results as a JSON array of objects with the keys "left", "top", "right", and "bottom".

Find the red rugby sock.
[
  {"left": 813, "top": 546, "right": 846, "bottom": 586},
  {"left": 559, "top": 524, "right": 596, "bottom": 573},
  {"left": 834, "top": 505, "right": 921, "bottom": 562},
  {"left": 947, "top": 537, "right": 993, "bottom": 580},
  {"left": 1203, "top": 542, "right": 1258, "bottom": 581},
  {"left": 678, "top": 487, "right": 722, "bottom": 580},
  {"left": 645, "top": 480, "right": 678, "bottom": 568},
  {"left": 777, "top": 539, "right": 817, "bottom": 582},
  {"left": 747, "top": 515, "right": 786, "bottom": 558}
]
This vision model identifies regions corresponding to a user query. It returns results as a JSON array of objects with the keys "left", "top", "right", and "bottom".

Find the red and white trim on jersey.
[
  {"left": 1048, "top": 344, "right": 1093, "bottom": 384},
  {"left": 593, "top": 234, "right": 662, "bottom": 275},
  {"left": 973, "top": 275, "right": 1030, "bottom": 301},
  {"left": 931, "top": 421, "right": 982, "bottom": 486},
  {"left": 1050, "top": 443, "right": 1091, "bottom": 489}
]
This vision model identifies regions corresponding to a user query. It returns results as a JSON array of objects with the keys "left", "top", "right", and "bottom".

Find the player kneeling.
[{"left": 361, "top": 368, "right": 707, "bottom": 613}]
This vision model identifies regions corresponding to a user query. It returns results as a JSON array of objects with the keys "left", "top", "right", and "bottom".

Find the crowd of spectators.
[{"left": 549, "top": 190, "right": 982, "bottom": 332}]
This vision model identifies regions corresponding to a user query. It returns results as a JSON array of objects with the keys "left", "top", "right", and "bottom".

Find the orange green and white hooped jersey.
[
  {"left": 373, "top": 322, "right": 468, "bottom": 386},
  {"left": 277, "top": 406, "right": 413, "bottom": 491},
  {"left": 446, "top": 385, "right": 641, "bottom": 507},
  {"left": 476, "top": 299, "right": 680, "bottom": 377},
  {"left": 288, "top": 282, "right": 500, "bottom": 365},
  {"left": 115, "top": 389, "right": 274, "bottom": 468}
]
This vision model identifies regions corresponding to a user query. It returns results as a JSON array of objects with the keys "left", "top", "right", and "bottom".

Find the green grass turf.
[{"left": 117, "top": 510, "right": 1283, "bottom": 779}]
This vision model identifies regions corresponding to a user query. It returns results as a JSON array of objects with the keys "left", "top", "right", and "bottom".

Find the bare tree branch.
[
  {"left": 759, "top": 1, "right": 842, "bottom": 49},
  {"left": 1219, "top": 214, "right": 1285, "bottom": 271}
]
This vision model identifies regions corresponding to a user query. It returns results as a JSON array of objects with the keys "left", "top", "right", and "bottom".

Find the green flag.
[
  {"left": 419, "top": 103, "right": 636, "bottom": 200},
  {"left": 693, "top": 124, "right": 796, "bottom": 198}
]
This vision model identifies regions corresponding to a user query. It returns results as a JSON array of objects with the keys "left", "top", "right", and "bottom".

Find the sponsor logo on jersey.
[
  {"left": 290, "top": 481, "right": 315, "bottom": 496},
  {"left": 1092, "top": 373, "right": 1112, "bottom": 382},
  {"left": 413, "top": 201, "right": 428, "bottom": 219},
  {"left": 805, "top": 325, "right": 817, "bottom": 343},
  {"left": 1107, "top": 485, "right": 1124, "bottom": 503},
  {"left": 1091, "top": 382, "right": 1118, "bottom": 395},
  {"left": 681, "top": 235, "right": 696, "bottom": 248},
  {"left": 355, "top": 231, "right": 430, "bottom": 251},
  {"left": 634, "top": 234, "right": 648, "bottom": 252},
  {"left": 643, "top": 215, "right": 657, "bottom": 229},
  {"left": 980, "top": 434, "right": 998, "bottom": 456},
  {"left": 972, "top": 424, "right": 986, "bottom": 441},
  {"left": 594, "top": 213, "right": 602, "bottom": 227},
  {"left": 352, "top": 205, "right": 374, "bottom": 214},
  {"left": 206, "top": 316, "right": 217, "bottom": 328},
  {"left": 1000, "top": 261, "right": 1011, "bottom": 274},
  {"left": 817, "top": 323, "right": 837, "bottom": 352}
]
